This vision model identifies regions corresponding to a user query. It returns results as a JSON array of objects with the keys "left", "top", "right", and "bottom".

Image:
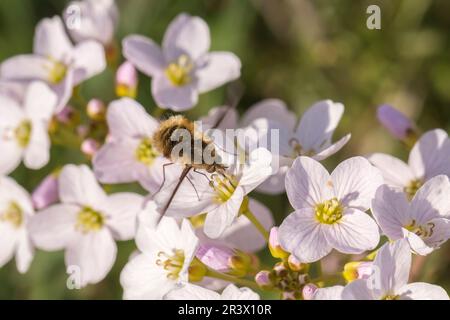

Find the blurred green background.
[{"left": 1, "top": 0, "right": 450, "bottom": 299}]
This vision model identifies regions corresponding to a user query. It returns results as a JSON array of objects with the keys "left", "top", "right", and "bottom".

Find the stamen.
[
  {"left": 0, "top": 201, "right": 23, "bottom": 228},
  {"left": 15, "top": 120, "right": 32, "bottom": 148},
  {"left": 404, "top": 179, "right": 423, "bottom": 200},
  {"left": 75, "top": 206, "right": 104, "bottom": 233},
  {"left": 135, "top": 137, "right": 159, "bottom": 165},
  {"left": 155, "top": 249, "right": 185, "bottom": 280},
  {"left": 165, "top": 54, "right": 193, "bottom": 86},
  {"left": 315, "top": 198, "right": 343, "bottom": 224}
]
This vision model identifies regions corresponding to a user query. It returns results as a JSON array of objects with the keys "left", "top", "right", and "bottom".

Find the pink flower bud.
[
  {"left": 86, "top": 99, "right": 106, "bottom": 121},
  {"left": 81, "top": 138, "right": 100, "bottom": 157},
  {"left": 32, "top": 172, "right": 59, "bottom": 210},
  {"left": 255, "top": 270, "right": 273, "bottom": 289},
  {"left": 377, "top": 105, "right": 415, "bottom": 140},
  {"left": 269, "top": 227, "right": 289, "bottom": 259},
  {"left": 56, "top": 105, "right": 76, "bottom": 124},
  {"left": 116, "top": 61, "right": 138, "bottom": 98},
  {"left": 196, "top": 244, "right": 234, "bottom": 273},
  {"left": 302, "top": 284, "right": 318, "bottom": 300}
]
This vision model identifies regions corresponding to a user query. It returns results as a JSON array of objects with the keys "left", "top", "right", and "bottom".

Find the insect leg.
[{"left": 155, "top": 162, "right": 174, "bottom": 195}]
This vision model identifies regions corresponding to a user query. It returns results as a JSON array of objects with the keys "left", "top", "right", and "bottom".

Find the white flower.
[
  {"left": 93, "top": 98, "right": 178, "bottom": 193},
  {"left": 0, "top": 82, "right": 57, "bottom": 175},
  {"left": 64, "top": 0, "right": 118, "bottom": 46},
  {"left": 237, "top": 99, "right": 351, "bottom": 194},
  {"left": 154, "top": 148, "right": 272, "bottom": 238},
  {"left": 120, "top": 204, "right": 199, "bottom": 300},
  {"left": 123, "top": 13, "right": 241, "bottom": 111},
  {"left": 368, "top": 129, "right": 450, "bottom": 199},
  {"left": 278, "top": 156, "right": 382, "bottom": 263},
  {"left": 164, "top": 283, "right": 259, "bottom": 300},
  {"left": 372, "top": 175, "right": 450, "bottom": 255},
  {"left": 308, "top": 285, "right": 344, "bottom": 300},
  {"left": 342, "top": 239, "right": 449, "bottom": 300},
  {"left": 0, "top": 16, "right": 106, "bottom": 111},
  {"left": 0, "top": 176, "right": 35, "bottom": 273},
  {"left": 29, "top": 164, "right": 143, "bottom": 287}
]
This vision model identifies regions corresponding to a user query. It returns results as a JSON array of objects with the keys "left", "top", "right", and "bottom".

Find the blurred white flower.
[
  {"left": 123, "top": 13, "right": 241, "bottom": 111},
  {"left": 0, "top": 176, "right": 35, "bottom": 273},
  {"left": 304, "top": 284, "right": 344, "bottom": 300},
  {"left": 29, "top": 164, "right": 143, "bottom": 287},
  {"left": 93, "top": 98, "right": 179, "bottom": 193},
  {"left": 164, "top": 283, "right": 259, "bottom": 300},
  {"left": 64, "top": 0, "right": 118, "bottom": 46},
  {"left": 238, "top": 99, "right": 351, "bottom": 194},
  {"left": 279, "top": 156, "right": 382, "bottom": 263},
  {"left": 0, "top": 81, "right": 57, "bottom": 175},
  {"left": 342, "top": 239, "right": 449, "bottom": 300},
  {"left": 372, "top": 175, "right": 450, "bottom": 255},
  {"left": 368, "top": 129, "right": 450, "bottom": 199},
  {"left": 120, "top": 204, "right": 199, "bottom": 300},
  {"left": 0, "top": 16, "right": 106, "bottom": 111},
  {"left": 154, "top": 148, "right": 272, "bottom": 238}
]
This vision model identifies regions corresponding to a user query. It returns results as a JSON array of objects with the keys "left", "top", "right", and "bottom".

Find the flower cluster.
[{"left": 1, "top": 1, "right": 449, "bottom": 300}]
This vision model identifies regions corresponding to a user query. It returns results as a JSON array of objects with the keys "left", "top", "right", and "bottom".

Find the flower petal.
[
  {"left": 332, "top": 156, "right": 383, "bottom": 211},
  {"left": 196, "top": 52, "right": 241, "bottom": 93},
  {"left": 59, "top": 164, "right": 108, "bottom": 208},
  {"left": 278, "top": 208, "right": 332, "bottom": 263},
  {"left": 240, "top": 99, "right": 297, "bottom": 130},
  {"left": 313, "top": 286, "right": 344, "bottom": 300},
  {"left": 0, "top": 55, "right": 50, "bottom": 82},
  {"left": 342, "top": 279, "right": 375, "bottom": 300},
  {"left": 122, "top": 35, "right": 165, "bottom": 77},
  {"left": 33, "top": 16, "right": 72, "bottom": 61},
  {"left": 324, "top": 208, "right": 380, "bottom": 254},
  {"left": 72, "top": 40, "right": 106, "bottom": 84},
  {"left": 164, "top": 283, "right": 221, "bottom": 300},
  {"left": 65, "top": 229, "right": 117, "bottom": 287},
  {"left": 221, "top": 284, "right": 260, "bottom": 300},
  {"left": 0, "top": 222, "right": 19, "bottom": 268},
  {"left": 402, "top": 229, "right": 434, "bottom": 256},
  {"left": 29, "top": 204, "right": 79, "bottom": 251},
  {"left": 312, "top": 133, "right": 351, "bottom": 161},
  {"left": 367, "top": 153, "right": 414, "bottom": 188},
  {"left": 23, "top": 121, "right": 50, "bottom": 170},
  {"left": 296, "top": 100, "right": 344, "bottom": 152},
  {"left": 398, "top": 283, "right": 449, "bottom": 300},
  {"left": 24, "top": 81, "right": 57, "bottom": 120},
  {"left": 152, "top": 75, "right": 198, "bottom": 111},
  {"left": 409, "top": 129, "right": 450, "bottom": 179},
  {"left": 371, "top": 184, "right": 410, "bottom": 239},
  {"left": 104, "top": 192, "right": 144, "bottom": 241},
  {"left": 285, "top": 156, "right": 333, "bottom": 209},
  {"left": 162, "top": 13, "right": 210, "bottom": 62}
]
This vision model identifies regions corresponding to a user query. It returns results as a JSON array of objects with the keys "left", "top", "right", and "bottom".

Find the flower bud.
[
  {"left": 81, "top": 138, "right": 100, "bottom": 157},
  {"left": 196, "top": 244, "right": 234, "bottom": 273},
  {"left": 188, "top": 258, "right": 207, "bottom": 282},
  {"left": 302, "top": 283, "right": 318, "bottom": 300},
  {"left": 86, "top": 99, "right": 106, "bottom": 121},
  {"left": 255, "top": 270, "right": 273, "bottom": 289},
  {"left": 55, "top": 105, "right": 78, "bottom": 125},
  {"left": 287, "top": 254, "right": 308, "bottom": 272},
  {"left": 115, "top": 61, "right": 138, "bottom": 98},
  {"left": 31, "top": 171, "right": 60, "bottom": 210},
  {"left": 343, "top": 261, "right": 373, "bottom": 282},
  {"left": 269, "top": 227, "right": 289, "bottom": 259},
  {"left": 377, "top": 105, "right": 417, "bottom": 142}
]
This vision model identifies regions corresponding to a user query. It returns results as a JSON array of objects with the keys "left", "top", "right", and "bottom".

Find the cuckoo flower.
[
  {"left": 120, "top": 204, "right": 199, "bottom": 300},
  {"left": 368, "top": 129, "right": 450, "bottom": 199},
  {"left": 93, "top": 98, "right": 178, "bottom": 193},
  {"left": 29, "top": 164, "right": 143, "bottom": 287},
  {"left": 165, "top": 283, "right": 259, "bottom": 300},
  {"left": 154, "top": 148, "right": 272, "bottom": 238},
  {"left": 64, "top": 0, "right": 118, "bottom": 46},
  {"left": 123, "top": 13, "right": 241, "bottom": 111},
  {"left": 0, "top": 16, "right": 106, "bottom": 111},
  {"left": 0, "top": 82, "right": 57, "bottom": 175},
  {"left": 238, "top": 99, "right": 351, "bottom": 194},
  {"left": 342, "top": 240, "right": 449, "bottom": 300},
  {"left": 0, "top": 176, "right": 35, "bottom": 273},
  {"left": 278, "top": 156, "right": 382, "bottom": 263},
  {"left": 372, "top": 175, "right": 450, "bottom": 256}
]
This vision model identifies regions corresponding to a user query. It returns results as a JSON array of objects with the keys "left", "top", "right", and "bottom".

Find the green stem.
[
  {"left": 205, "top": 268, "right": 260, "bottom": 291},
  {"left": 242, "top": 209, "right": 269, "bottom": 241}
]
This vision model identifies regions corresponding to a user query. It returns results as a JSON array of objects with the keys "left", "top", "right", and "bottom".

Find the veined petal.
[
  {"left": 240, "top": 99, "right": 297, "bottom": 130},
  {"left": 367, "top": 153, "right": 414, "bottom": 188},
  {"left": 402, "top": 229, "right": 434, "bottom": 256},
  {"left": 221, "top": 284, "right": 260, "bottom": 300},
  {"left": 15, "top": 230, "right": 34, "bottom": 274},
  {"left": 285, "top": 156, "right": 333, "bottom": 209},
  {"left": 164, "top": 283, "right": 221, "bottom": 300},
  {"left": 162, "top": 13, "right": 210, "bottom": 62},
  {"left": 313, "top": 286, "right": 344, "bottom": 300},
  {"left": 278, "top": 208, "right": 332, "bottom": 263},
  {"left": 152, "top": 75, "right": 198, "bottom": 111},
  {"left": 122, "top": 35, "right": 165, "bottom": 77},
  {"left": 342, "top": 279, "right": 376, "bottom": 300},
  {"left": 332, "top": 156, "right": 383, "bottom": 211},
  {"left": 324, "top": 208, "right": 380, "bottom": 254},
  {"left": 312, "top": 134, "right": 351, "bottom": 161},
  {"left": 371, "top": 184, "right": 410, "bottom": 239},
  {"left": 196, "top": 52, "right": 241, "bottom": 93},
  {"left": 409, "top": 129, "right": 450, "bottom": 179}
]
